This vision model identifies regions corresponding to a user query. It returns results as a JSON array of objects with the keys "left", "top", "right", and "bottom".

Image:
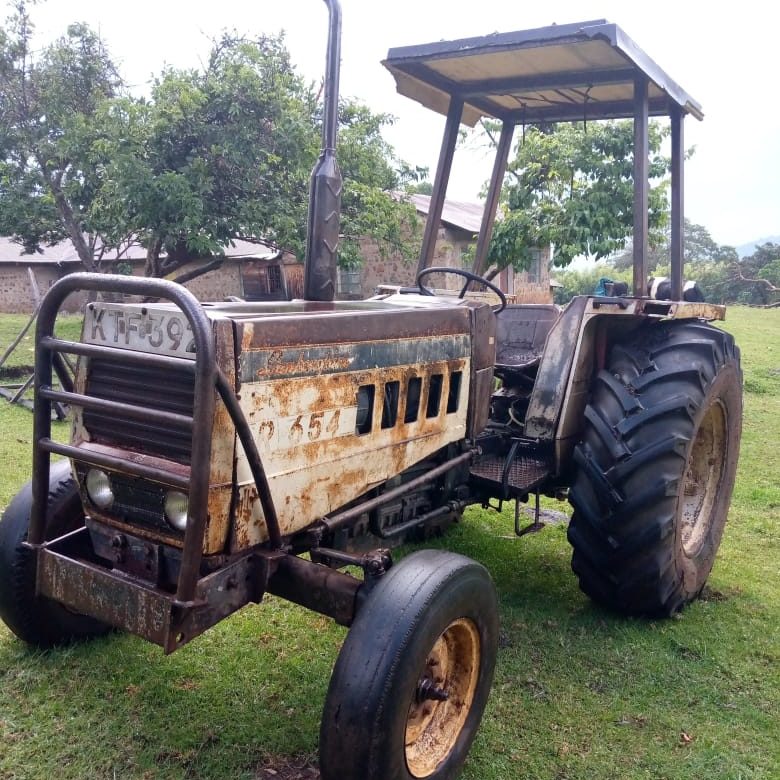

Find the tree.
[
  {"left": 483, "top": 121, "right": 671, "bottom": 274},
  {"left": 332, "top": 100, "right": 425, "bottom": 268},
  {"left": 0, "top": 1, "right": 122, "bottom": 270},
  {"left": 1, "top": 10, "right": 421, "bottom": 278},
  {"left": 656, "top": 240, "right": 779, "bottom": 306},
  {"left": 116, "top": 35, "right": 423, "bottom": 277},
  {"left": 728, "top": 242, "right": 780, "bottom": 305},
  {"left": 405, "top": 180, "right": 434, "bottom": 196},
  {"left": 92, "top": 32, "right": 323, "bottom": 277},
  {"left": 610, "top": 219, "right": 739, "bottom": 272}
]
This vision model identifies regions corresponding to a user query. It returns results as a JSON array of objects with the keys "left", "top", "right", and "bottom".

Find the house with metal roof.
[{"left": 0, "top": 237, "right": 300, "bottom": 313}]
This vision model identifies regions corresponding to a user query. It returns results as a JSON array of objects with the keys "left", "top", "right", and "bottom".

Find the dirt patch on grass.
[
  {"left": 0, "top": 365, "right": 33, "bottom": 380},
  {"left": 516, "top": 505, "right": 570, "bottom": 525},
  {"left": 699, "top": 584, "right": 742, "bottom": 602},
  {"left": 254, "top": 757, "right": 320, "bottom": 779}
]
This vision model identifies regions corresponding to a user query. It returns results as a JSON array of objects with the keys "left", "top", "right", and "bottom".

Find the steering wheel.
[{"left": 416, "top": 266, "right": 507, "bottom": 314}]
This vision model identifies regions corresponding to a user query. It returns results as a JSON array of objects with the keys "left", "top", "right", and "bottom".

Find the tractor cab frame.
[{"left": 383, "top": 18, "right": 703, "bottom": 301}]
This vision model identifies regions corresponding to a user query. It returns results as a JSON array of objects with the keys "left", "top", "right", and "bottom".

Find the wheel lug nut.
[{"left": 416, "top": 677, "right": 449, "bottom": 704}]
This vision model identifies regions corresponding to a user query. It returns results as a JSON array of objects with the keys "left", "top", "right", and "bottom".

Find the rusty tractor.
[{"left": 0, "top": 5, "right": 742, "bottom": 780}]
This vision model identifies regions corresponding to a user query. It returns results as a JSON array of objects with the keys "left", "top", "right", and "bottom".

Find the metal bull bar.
[{"left": 27, "top": 272, "right": 282, "bottom": 609}]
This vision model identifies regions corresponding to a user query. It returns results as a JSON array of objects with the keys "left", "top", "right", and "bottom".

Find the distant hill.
[{"left": 736, "top": 235, "right": 780, "bottom": 258}]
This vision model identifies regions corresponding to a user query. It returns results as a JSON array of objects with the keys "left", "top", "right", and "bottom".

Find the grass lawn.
[{"left": 0, "top": 307, "right": 778, "bottom": 780}]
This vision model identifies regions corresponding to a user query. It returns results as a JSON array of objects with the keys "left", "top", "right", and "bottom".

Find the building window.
[
  {"left": 242, "top": 264, "right": 268, "bottom": 298},
  {"left": 338, "top": 268, "right": 362, "bottom": 297},
  {"left": 267, "top": 264, "right": 283, "bottom": 294},
  {"left": 527, "top": 249, "right": 543, "bottom": 284}
]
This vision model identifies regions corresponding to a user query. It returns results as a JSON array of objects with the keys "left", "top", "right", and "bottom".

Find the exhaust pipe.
[{"left": 303, "top": 0, "right": 343, "bottom": 302}]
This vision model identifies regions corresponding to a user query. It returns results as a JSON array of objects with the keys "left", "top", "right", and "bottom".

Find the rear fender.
[{"left": 525, "top": 296, "right": 726, "bottom": 474}]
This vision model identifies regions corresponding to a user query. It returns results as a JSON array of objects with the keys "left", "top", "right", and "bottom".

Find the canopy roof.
[{"left": 383, "top": 20, "right": 703, "bottom": 127}]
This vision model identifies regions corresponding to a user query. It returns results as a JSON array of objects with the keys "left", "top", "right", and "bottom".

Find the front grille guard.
[{"left": 29, "top": 272, "right": 281, "bottom": 604}]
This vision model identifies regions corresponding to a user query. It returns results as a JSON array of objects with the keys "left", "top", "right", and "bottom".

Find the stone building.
[
  {"left": 0, "top": 194, "right": 552, "bottom": 312},
  {"left": 338, "top": 194, "right": 552, "bottom": 303},
  {"left": 0, "top": 237, "right": 301, "bottom": 314}
]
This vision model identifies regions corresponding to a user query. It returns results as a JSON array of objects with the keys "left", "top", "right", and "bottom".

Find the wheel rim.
[
  {"left": 680, "top": 399, "right": 728, "bottom": 557},
  {"left": 404, "top": 617, "right": 481, "bottom": 778}
]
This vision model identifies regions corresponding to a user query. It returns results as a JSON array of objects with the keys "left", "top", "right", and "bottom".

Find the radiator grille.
[{"left": 84, "top": 358, "right": 194, "bottom": 464}]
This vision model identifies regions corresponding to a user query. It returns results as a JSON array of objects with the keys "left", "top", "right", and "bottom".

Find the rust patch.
[
  {"left": 245, "top": 358, "right": 467, "bottom": 463},
  {"left": 239, "top": 321, "right": 255, "bottom": 354},
  {"left": 298, "top": 486, "right": 316, "bottom": 520},
  {"left": 232, "top": 336, "right": 471, "bottom": 543},
  {"left": 205, "top": 485, "right": 232, "bottom": 553},
  {"left": 70, "top": 441, "right": 190, "bottom": 481},
  {"left": 231, "top": 485, "right": 263, "bottom": 551},
  {"left": 205, "top": 318, "right": 238, "bottom": 554},
  {"left": 664, "top": 301, "right": 726, "bottom": 321},
  {"left": 242, "top": 305, "right": 471, "bottom": 351},
  {"left": 86, "top": 511, "right": 184, "bottom": 549},
  {"left": 325, "top": 468, "right": 367, "bottom": 513}
]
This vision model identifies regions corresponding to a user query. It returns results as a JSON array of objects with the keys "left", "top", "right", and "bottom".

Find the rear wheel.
[
  {"left": 0, "top": 460, "right": 110, "bottom": 647},
  {"left": 319, "top": 550, "right": 499, "bottom": 780},
  {"left": 568, "top": 321, "right": 742, "bottom": 616}
]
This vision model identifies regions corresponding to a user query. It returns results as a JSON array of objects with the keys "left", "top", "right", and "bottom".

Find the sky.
[{"left": 18, "top": 0, "right": 780, "bottom": 248}]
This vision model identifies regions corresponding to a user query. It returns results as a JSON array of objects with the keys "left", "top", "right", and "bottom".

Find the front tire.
[
  {"left": 568, "top": 321, "right": 742, "bottom": 616},
  {"left": 0, "top": 459, "right": 110, "bottom": 647},
  {"left": 319, "top": 550, "right": 499, "bottom": 780}
]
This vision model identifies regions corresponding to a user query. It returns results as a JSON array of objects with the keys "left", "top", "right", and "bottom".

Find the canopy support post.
[
  {"left": 473, "top": 121, "right": 514, "bottom": 277},
  {"left": 670, "top": 105, "right": 685, "bottom": 300},
  {"left": 632, "top": 76, "right": 649, "bottom": 297},
  {"left": 418, "top": 98, "right": 464, "bottom": 274}
]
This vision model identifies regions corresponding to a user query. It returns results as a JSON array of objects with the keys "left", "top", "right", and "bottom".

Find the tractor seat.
[{"left": 495, "top": 304, "right": 559, "bottom": 370}]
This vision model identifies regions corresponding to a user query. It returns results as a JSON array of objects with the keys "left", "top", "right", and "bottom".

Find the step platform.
[{"left": 469, "top": 449, "right": 552, "bottom": 499}]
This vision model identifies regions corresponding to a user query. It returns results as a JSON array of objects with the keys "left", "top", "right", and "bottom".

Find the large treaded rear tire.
[
  {"left": 0, "top": 460, "right": 110, "bottom": 647},
  {"left": 567, "top": 321, "right": 742, "bottom": 616}
]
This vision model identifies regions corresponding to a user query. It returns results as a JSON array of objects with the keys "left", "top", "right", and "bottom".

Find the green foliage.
[
  {"left": 335, "top": 101, "right": 422, "bottom": 266},
  {"left": 551, "top": 264, "right": 632, "bottom": 305},
  {"left": 485, "top": 121, "right": 670, "bottom": 273},
  {"left": 611, "top": 219, "right": 739, "bottom": 273},
  {"left": 0, "top": 8, "right": 421, "bottom": 277},
  {"left": 92, "top": 31, "right": 321, "bottom": 275},
  {"left": 405, "top": 179, "right": 434, "bottom": 196},
  {"left": 730, "top": 242, "right": 780, "bottom": 305},
  {"left": 651, "top": 241, "right": 780, "bottom": 306},
  {"left": 0, "top": 2, "right": 121, "bottom": 267},
  {"left": 95, "top": 32, "right": 422, "bottom": 276},
  {"left": 551, "top": 231, "right": 778, "bottom": 307}
]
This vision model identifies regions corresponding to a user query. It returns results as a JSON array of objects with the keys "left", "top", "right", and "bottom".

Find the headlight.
[
  {"left": 86, "top": 469, "right": 114, "bottom": 509},
  {"left": 164, "top": 491, "right": 189, "bottom": 531}
]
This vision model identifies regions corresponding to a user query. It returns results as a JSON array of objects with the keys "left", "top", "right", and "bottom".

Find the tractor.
[{"left": 0, "top": 4, "right": 741, "bottom": 779}]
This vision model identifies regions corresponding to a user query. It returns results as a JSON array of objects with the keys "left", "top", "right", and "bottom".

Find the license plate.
[{"left": 84, "top": 304, "right": 198, "bottom": 359}]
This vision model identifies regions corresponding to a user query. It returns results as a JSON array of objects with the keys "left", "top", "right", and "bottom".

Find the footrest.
[{"left": 470, "top": 452, "right": 551, "bottom": 497}]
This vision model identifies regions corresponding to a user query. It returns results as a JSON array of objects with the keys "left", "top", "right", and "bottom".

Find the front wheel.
[
  {"left": 319, "top": 550, "right": 499, "bottom": 780},
  {"left": 568, "top": 321, "right": 742, "bottom": 616},
  {"left": 0, "top": 459, "right": 110, "bottom": 647}
]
